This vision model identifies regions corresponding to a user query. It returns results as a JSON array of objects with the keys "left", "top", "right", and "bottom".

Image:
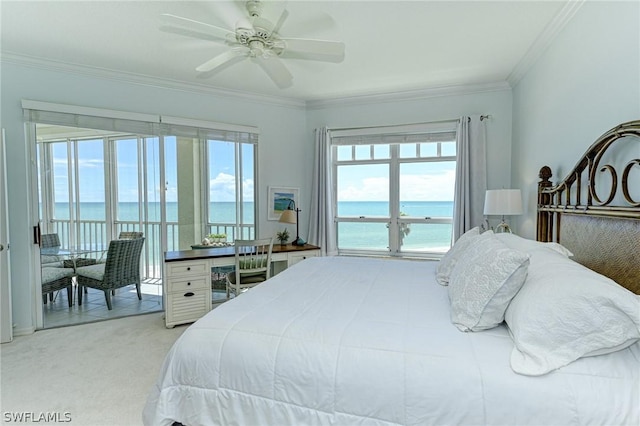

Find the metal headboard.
[{"left": 537, "top": 120, "right": 640, "bottom": 294}]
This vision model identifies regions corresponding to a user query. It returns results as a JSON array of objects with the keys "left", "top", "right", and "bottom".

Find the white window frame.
[{"left": 331, "top": 122, "right": 457, "bottom": 258}]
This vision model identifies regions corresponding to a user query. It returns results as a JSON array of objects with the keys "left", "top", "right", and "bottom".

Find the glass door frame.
[{"left": 31, "top": 126, "right": 170, "bottom": 329}]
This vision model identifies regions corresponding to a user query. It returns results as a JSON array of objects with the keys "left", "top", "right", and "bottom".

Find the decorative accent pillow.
[
  {"left": 494, "top": 232, "right": 573, "bottom": 257},
  {"left": 448, "top": 235, "right": 530, "bottom": 332},
  {"left": 505, "top": 249, "right": 640, "bottom": 376},
  {"left": 436, "top": 227, "right": 488, "bottom": 286}
]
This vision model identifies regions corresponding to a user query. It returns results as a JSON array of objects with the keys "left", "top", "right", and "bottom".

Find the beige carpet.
[{"left": 0, "top": 312, "right": 188, "bottom": 425}]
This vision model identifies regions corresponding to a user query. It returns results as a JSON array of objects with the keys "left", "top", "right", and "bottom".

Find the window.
[
  {"left": 206, "top": 139, "right": 256, "bottom": 240},
  {"left": 332, "top": 123, "right": 457, "bottom": 257},
  {"left": 34, "top": 123, "right": 258, "bottom": 280},
  {"left": 26, "top": 101, "right": 259, "bottom": 329}
]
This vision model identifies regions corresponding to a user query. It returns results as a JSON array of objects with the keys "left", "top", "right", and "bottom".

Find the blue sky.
[
  {"left": 51, "top": 137, "right": 253, "bottom": 203},
  {"left": 50, "top": 136, "right": 454, "bottom": 204}
]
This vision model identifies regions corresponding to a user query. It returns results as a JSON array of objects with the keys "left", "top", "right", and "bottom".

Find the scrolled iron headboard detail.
[
  {"left": 537, "top": 120, "right": 640, "bottom": 238},
  {"left": 536, "top": 120, "right": 640, "bottom": 294}
]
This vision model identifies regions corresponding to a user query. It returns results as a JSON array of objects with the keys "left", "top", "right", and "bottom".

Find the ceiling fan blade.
[
  {"left": 160, "top": 13, "right": 234, "bottom": 43},
  {"left": 253, "top": 56, "right": 293, "bottom": 89},
  {"left": 270, "top": 8, "right": 289, "bottom": 36},
  {"left": 280, "top": 38, "right": 345, "bottom": 63},
  {"left": 196, "top": 48, "right": 249, "bottom": 73}
]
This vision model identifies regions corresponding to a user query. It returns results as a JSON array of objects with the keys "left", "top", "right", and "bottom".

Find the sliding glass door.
[
  {"left": 33, "top": 121, "right": 258, "bottom": 328},
  {"left": 36, "top": 126, "right": 168, "bottom": 327}
]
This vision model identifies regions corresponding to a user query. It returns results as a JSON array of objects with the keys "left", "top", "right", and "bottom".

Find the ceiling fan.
[{"left": 160, "top": 0, "right": 345, "bottom": 89}]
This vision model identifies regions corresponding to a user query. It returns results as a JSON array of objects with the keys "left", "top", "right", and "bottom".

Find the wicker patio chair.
[
  {"left": 96, "top": 231, "right": 143, "bottom": 264},
  {"left": 118, "top": 231, "right": 143, "bottom": 239},
  {"left": 41, "top": 233, "right": 61, "bottom": 248},
  {"left": 40, "top": 233, "right": 63, "bottom": 266},
  {"left": 226, "top": 237, "right": 274, "bottom": 299},
  {"left": 76, "top": 237, "right": 145, "bottom": 310},
  {"left": 41, "top": 266, "right": 75, "bottom": 307}
]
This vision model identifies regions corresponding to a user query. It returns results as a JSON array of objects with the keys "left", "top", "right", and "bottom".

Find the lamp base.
[
  {"left": 292, "top": 237, "right": 306, "bottom": 246},
  {"left": 494, "top": 221, "right": 512, "bottom": 233}
]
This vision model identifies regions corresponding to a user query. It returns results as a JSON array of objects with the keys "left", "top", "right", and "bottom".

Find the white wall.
[
  {"left": 14, "top": 0, "right": 621, "bottom": 332},
  {"left": 511, "top": 1, "right": 640, "bottom": 238},
  {"left": 0, "top": 62, "right": 308, "bottom": 334}
]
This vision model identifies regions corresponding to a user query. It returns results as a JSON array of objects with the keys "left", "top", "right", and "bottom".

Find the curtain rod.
[{"left": 327, "top": 115, "right": 490, "bottom": 132}]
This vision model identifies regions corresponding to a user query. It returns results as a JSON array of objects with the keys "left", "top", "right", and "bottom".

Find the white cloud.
[
  {"left": 338, "top": 176, "right": 389, "bottom": 201},
  {"left": 399, "top": 170, "right": 456, "bottom": 200},
  {"left": 78, "top": 158, "right": 105, "bottom": 169},
  {"left": 210, "top": 172, "right": 236, "bottom": 201},
  {"left": 242, "top": 178, "right": 254, "bottom": 201},
  {"left": 338, "top": 170, "right": 455, "bottom": 201},
  {"left": 210, "top": 173, "right": 254, "bottom": 202}
]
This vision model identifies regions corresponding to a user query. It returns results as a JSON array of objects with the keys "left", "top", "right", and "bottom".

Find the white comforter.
[{"left": 144, "top": 256, "right": 639, "bottom": 426}]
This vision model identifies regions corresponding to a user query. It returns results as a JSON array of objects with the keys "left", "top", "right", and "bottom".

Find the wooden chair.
[
  {"left": 226, "top": 238, "right": 274, "bottom": 299},
  {"left": 76, "top": 238, "right": 145, "bottom": 310}
]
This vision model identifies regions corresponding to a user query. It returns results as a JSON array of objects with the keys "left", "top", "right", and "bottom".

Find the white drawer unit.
[
  {"left": 288, "top": 249, "right": 320, "bottom": 267},
  {"left": 163, "top": 244, "right": 321, "bottom": 327},
  {"left": 164, "top": 260, "right": 211, "bottom": 328}
]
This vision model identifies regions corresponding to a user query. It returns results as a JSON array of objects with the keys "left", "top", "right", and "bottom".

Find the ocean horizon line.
[{"left": 55, "top": 200, "right": 454, "bottom": 204}]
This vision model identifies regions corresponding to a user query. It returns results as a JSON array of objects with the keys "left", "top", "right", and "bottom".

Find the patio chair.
[
  {"left": 226, "top": 237, "right": 274, "bottom": 299},
  {"left": 40, "top": 233, "right": 63, "bottom": 266},
  {"left": 42, "top": 266, "right": 75, "bottom": 307},
  {"left": 118, "top": 231, "right": 143, "bottom": 239},
  {"left": 76, "top": 237, "right": 145, "bottom": 310},
  {"left": 96, "top": 231, "right": 143, "bottom": 264}
]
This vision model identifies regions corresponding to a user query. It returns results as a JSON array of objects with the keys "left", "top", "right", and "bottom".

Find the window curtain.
[
  {"left": 453, "top": 115, "right": 487, "bottom": 241},
  {"left": 307, "top": 127, "right": 337, "bottom": 256}
]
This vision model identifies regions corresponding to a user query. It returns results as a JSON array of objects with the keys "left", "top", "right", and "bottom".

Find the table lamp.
[
  {"left": 483, "top": 189, "right": 523, "bottom": 233},
  {"left": 278, "top": 199, "right": 306, "bottom": 246}
]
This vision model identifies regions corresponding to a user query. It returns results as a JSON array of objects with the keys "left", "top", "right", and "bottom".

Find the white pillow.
[
  {"left": 505, "top": 249, "right": 640, "bottom": 376},
  {"left": 448, "top": 235, "right": 530, "bottom": 332},
  {"left": 494, "top": 233, "right": 573, "bottom": 257},
  {"left": 436, "top": 227, "right": 488, "bottom": 286}
]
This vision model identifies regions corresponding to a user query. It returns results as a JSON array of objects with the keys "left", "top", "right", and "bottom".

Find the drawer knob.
[
  {"left": 187, "top": 282, "right": 191, "bottom": 286},
  {"left": 187, "top": 267, "right": 191, "bottom": 271},
  {"left": 184, "top": 292, "right": 194, "bottom": 297}
]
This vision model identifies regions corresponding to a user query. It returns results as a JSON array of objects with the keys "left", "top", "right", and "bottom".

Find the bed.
[{"left": 144, "top": 121, "right": 640, "bottom": 426}]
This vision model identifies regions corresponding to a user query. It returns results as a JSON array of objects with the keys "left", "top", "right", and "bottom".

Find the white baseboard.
[{"left": 12, "top": 326, "right": 36, "bottom": 337}]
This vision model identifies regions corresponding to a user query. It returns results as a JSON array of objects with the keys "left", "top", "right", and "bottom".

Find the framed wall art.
[{"left": 267, "top": 186, "right": 299, "bottom": 221}]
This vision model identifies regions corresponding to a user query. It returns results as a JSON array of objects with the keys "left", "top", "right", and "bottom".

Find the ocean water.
[
  {"left": 337, "top": 201, "right": 453, "bottom": 251},
  {"left": 52, "top": 201, "right": 453, "bottom": 250}
]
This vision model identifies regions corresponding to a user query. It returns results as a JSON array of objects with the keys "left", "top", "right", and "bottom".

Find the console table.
[{"left": 163, "top": 244, "right": 321, "bottom": 328}]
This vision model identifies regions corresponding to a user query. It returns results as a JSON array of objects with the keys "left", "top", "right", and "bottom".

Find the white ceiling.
[{"left": 1, "top": 1, "right": 574, "bottom": 102}]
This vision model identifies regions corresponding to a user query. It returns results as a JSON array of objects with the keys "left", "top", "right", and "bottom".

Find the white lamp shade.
[
  {"left": 484, "top": 189, "right": 523, "bottom": 216},
  {"left": 279, "top": 209, "right": 297, "bottom": 224}
]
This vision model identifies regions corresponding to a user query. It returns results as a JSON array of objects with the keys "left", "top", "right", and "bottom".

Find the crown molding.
[
  {"left": 0, "top": 52, "right": 307, "bottom": 109},
  {"left": 3, "top": 51, "right": 512, "bottom": 111},
  {"left": 507, "top": 0, "right": 585, "bottom": 87},
  {"left": 305, "top": 81, "right": 512, "bottom": 110}
]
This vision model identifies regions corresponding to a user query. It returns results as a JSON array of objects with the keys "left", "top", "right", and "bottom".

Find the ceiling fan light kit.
[{"left": 160, "top": 0, "right": 345, "bottom": 89}]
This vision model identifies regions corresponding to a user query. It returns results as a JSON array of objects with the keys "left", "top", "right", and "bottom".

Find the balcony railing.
[{"left": 48, "top": 220, "right": 254, "bottom": 279}]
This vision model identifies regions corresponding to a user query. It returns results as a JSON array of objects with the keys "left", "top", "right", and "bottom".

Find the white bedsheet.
[{"left": 144, "top": 256, "right": 639, "bottom": 425}]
